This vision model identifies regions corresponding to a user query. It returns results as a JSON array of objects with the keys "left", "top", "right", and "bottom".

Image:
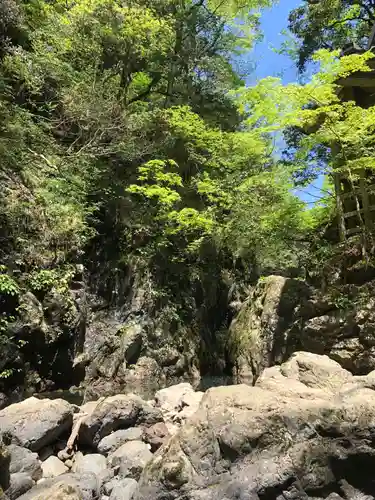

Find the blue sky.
[
  {"left": 246, "top": 0, "right": 325, "bottom": 204},
  {"left": 248, "top": 0, "right": 301, "bottom": 85}
]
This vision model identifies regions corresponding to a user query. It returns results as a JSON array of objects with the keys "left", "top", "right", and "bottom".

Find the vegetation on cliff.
[{"left": 1, "top": 0, "right": 375, "bottom": 388}]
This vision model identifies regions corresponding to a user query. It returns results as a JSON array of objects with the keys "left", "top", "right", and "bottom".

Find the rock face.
[
  {"left": 0, "top": 397, "right": 74, "bottom": 451},
  {"left": 5, "top": 278, "right": 87, "bottom": 393},
  {"left": 228, "top": 275, "right": 310, "bottom": 383},
  {"left": 137, "top": 352, "right": 375, "bottom": 500},
  {"left": 228, "top": 267, "right": 375, "bottom": 381},
  {"left": 297, "top": 301, "right": 375, "bottom": 374},
  {"left": 81, "top": 308, "right": 193, "bottom": 402}
]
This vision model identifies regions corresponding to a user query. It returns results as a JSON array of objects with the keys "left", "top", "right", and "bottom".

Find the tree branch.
[
  {"left": 328, "top": 17, "right": 371, "bottom": 29},
  {"left": 128, "top": 74, "right": 162, "bottom": 105}
]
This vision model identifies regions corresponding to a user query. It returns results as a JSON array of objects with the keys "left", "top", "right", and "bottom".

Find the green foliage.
[
  {"left": 237, "top": 50, "right": 375, "bottom": 190},
  {"left": 0, "top": 0, "right": 339, "bottom": 388},
  {"left": 219, "top": 168, "right": 309, "bottom": 269},
  {"left": 0, "top": 267, "right": 20, "bottom": 380},
  {"left": 0, "top": 266, "right": 18, "bottom": 297},
  {"left": 288, "top": 0, "right": 375, "bottom": 72}
]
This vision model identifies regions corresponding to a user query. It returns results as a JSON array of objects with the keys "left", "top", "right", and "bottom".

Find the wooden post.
[{"left": 359, "top": 169, "right": 372, "bottom": 230}]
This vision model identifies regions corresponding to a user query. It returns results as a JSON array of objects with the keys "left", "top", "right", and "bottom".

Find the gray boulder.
[
  {"left": 279, "top": 350, "right": 352, "bottom": 392},
  {"left": 20, "top": 480, "right": 81, "bottom": 499},
  {"left": 41, "top": 456, "right": 68, "bottom": 478},
  {"left": 0, "top": 397, "right": 74, "bottom": 451},
  {"left": 8, "top": 445, "right": 42, "bottom": 481},
  {"left": 155, "top": 383, "right": 194, "bottom": 413},
  {"left": 103, "top": 477, "right": 119, "bottom": 496},
  {"left": 109, "top": 478, "right": 138, "bottom": 500},
  {"left": 17, "top": 473, "right": 99, "bottom": 500},
  {"left": 98, "top": 428, "right": 143, "bottom": 456},
  {"left": 137, "top": 351, "right": 375, "bottom": 499},
  {"left": 79, "top": 394, "right": 162, "bottom": 448},
  {"left": 108, "top": 441, "right": 152, "bottom": 480},
  {"left": 72, "top": 453, "right": 107, "bottom": 476},
  {"left": 5, "top": 473, "right": 33, "bottom": 500}
]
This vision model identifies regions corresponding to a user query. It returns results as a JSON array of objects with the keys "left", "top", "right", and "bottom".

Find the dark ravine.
[
  {"left": 0, "top": 250, "right": 242, "bottom": 405},
  {"left": 3, "top": 239, "right": 375, "bottom": 407}
]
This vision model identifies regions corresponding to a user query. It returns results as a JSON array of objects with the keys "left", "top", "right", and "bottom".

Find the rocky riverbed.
[{"left": 2, "top": 351, "right": 375, "bottom": 500}]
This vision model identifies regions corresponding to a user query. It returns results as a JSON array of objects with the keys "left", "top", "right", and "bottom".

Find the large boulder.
[
  {"left": 154, "top": 383, "right": 195, "bottom": 414},
  {"left": 20, "top": 481, "right": 81, "bottom": 500},
  {"left": 279, "top": 350, "right": 352, "bottom": 392},
  {"left": 8, "top": 445, "right": 42, "bottom": 481},
  {"left": 17, "top": 473, "right": 99, "bottom": 500},
  {"left": 78, "top": 394, "right": 162, "bottom": 448},
  {"left": 0, "top": 397, "right": 74, "bottom": 451},
  {"left": 107, "top": 440, "right": 152, "bottom": 479},
  {"left": 41, "top": 456, "right": 68, "bottom": 478},
  {"left": 137, "top": 351, "right": 375, "bottom": 500},
  {"left": 98, "top": 428, "right": 144, "bottom": 456},
  {"left": 228, "top": 276, "right": 310, "bottom": 383},
  {"left": 152, "top": 384, "right": 203, "bottom": 435},
  {"left": 72, "top": 453, "right": 107, "bottom": 477}
]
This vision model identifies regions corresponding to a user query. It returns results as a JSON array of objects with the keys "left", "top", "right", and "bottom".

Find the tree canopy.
[{"left": 288, "top": 0, "right": 375, "bottom": 72}]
